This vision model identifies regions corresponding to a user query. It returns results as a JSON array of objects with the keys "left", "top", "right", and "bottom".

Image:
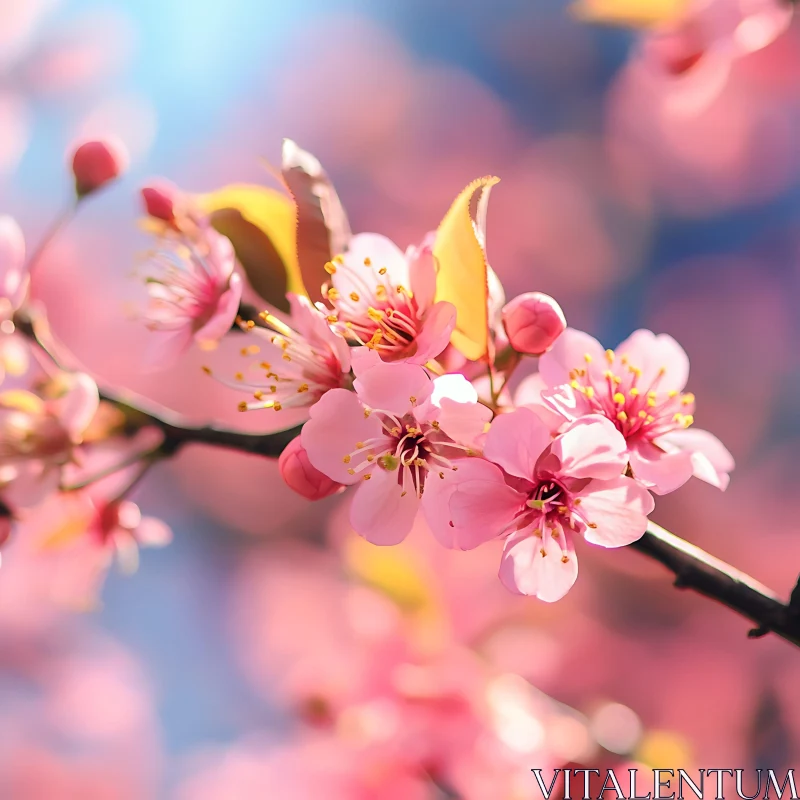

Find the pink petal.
[
  {"left": 302, "top": 389, "right": 384, "bottom": 485},
  {"left": 143, "top": 326, "right": 194, "bottom": 369},
  {"left": 514, "top": 373, "right": 570, "bottom": 433},
  {"left": 447, "top": 459, "right": 527, "bottom": 549},
  {"left": 657, "top": 427, "right": 734, "bottom": 491},
  {"left": 0, "top": 214, "right": 25, "bottom": 305},
  {"left": 349, "top": 466, "right": 419, "bottom": 545},
  {"left": 58, "top": 373, "right": 99, "bottom": 440},
  {"left": 540, "top": 383, "right": 593, "bottom": 423},
  {"left": 353, "top": 360, "right": 432, "bottom": 415},
  {"left": 0, "top": 334, "right": 29, "bottom": 377},
  {"left": 134, "top": 516, "right": 173, "bottom": 548},
  {"left": 498, "top": 523, "right": 578, "bottom": 602},
  {"left": 537, "top": 327, "right": 606, "bottom": 387},
  {"left": 3, "top": 462, "right": 61, "bottom": 509},
  {"left": 422, "top": 458, "right": 523, "bottom": 550},
  {"left": 576, "top": 475, "right": 654, "bottom": 548},
  {"left": 415, "top": 374, "right": 491, "bottom": 448},
  {"left": 407, "top": 234, "right": 437, "bottom": 311},
  {"left": 434, "top": 399, "right": 492, "bottom": 450},
  {"left": 483, "top": 407, "right": 551, "bottom": 481},
  {"left": 615, "top": 329, "right": 689, "bottom": 394},
  {"left": 403, "top": 301, "right": 456, "bottom": 365},
  {"left": 335, "top": 233, "right": 409, "bottom": 299},
  {"left": 550, "top": 416, "right": 628, "bottom": 481},
  {"left": 288, "top": 293, "right": 350, "bottom": 372},
  {"left": 194, "top": 272, "right": 243, "bottom": 344},
  {"left": 629, "top": 439, "right": 695, "bottom": 495}
]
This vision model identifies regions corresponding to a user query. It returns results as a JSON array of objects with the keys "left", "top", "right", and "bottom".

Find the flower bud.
[
  {"left": 502, "top": 292, "right": 566, "bottom": 355},
  {"left": 141, "top": 180, "right": 177, "bottom": 224},
  {"left": 279, "top": 436, "right": 343, "bottom": 501},
  {"left": 71, "top": 138, "right": 128, "bottom": 198}
]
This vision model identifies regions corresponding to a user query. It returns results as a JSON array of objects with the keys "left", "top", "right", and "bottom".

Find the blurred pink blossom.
[
  {"left": 0, "top": 215, "right": 30, "bottom": 383},
  {"left": 0, "top": 373, "right": 98, "bottom": 509},
  {"left": 140, "top": 226, "right": 243, "bottom": 367},
  {"left": 70, "top": 137, "right": 128, "bottom": 198}
]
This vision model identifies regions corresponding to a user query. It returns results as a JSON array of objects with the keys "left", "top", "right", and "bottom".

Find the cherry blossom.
[
  {"left": 139, "top": 225, "right": 243, "bottom": 366},
  {"left": 0, "top": 373, "right": 99, "bottom": 510},
  {"left": 538, "top": 328, "right": 734, "bottom": 494},
  {"left": 0, "top": 215, "right": 29, "bottom": 383},
  {"left": 210, "top": 292, "right": 351, "bottom": 413},
  {"left": 302, "top": 351, "right": 491, "bottom": 544},
  {"left": 323, "top": 233, "right": 456, "bottom": 364},
  {"left": 425, "top": 409, "right": 654, "bottom": 601}
]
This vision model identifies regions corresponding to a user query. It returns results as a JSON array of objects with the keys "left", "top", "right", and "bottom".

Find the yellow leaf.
[
  {"left": 344, "top": 535, "right": 433, "bottom": 612},
  {"left": 570, "top": 0, "right": 690, "bottom": 28},
  {"left": 433, "top": 176, "right": 499, "bottom": 361},
  {"left": 199, "top": 184, "right": 306, "bottom": 302}
]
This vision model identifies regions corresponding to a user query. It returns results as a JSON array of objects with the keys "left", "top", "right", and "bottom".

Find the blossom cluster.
[
  {"left": 0, "top": 140, "right": 170, "bottom": 587},
  {"left": 133, "top": 145, "right": 734, "bottom": 602}
]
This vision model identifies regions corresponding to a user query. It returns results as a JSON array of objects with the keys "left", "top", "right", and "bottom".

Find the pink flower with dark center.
[
  {"left": 140, "top": 226, "right": 242, "bottom": 366},
  {"left": 538, "top": 328, "right": 734, "bottom": 494},
  {"left": 323, "top": 233, "right": 456, "bottom": 364},
  {"left": 210, "top": 293, "right": 351, "bottom": 413},
  {"left": 302, "top": 352, "right": 492, "bottom": 544},
  {"left": 0, "top": 373, "right": 98, "bottom": 509},
  {"left": 425, "top": 409, "right": 654, "bottom": 601}
]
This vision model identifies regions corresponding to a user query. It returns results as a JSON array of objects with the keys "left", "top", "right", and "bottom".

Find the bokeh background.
[{"left": 2, "top": 0, "right": 800, "bottom": 796}]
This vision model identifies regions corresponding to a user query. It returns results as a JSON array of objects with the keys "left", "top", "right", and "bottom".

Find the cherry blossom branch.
[
  {"left": 15, "top": 300, "right": 800, "bottom": 648},
  {"left": 632, "top": 523, "right": 800, "bottom": 648}
]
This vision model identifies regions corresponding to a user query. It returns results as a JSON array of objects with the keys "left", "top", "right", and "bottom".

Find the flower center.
[
  {"left": 343, "top": 411, "right": 472, "bottom": 498},
  {"left": 323, "top": 254, "right": 420, "bottom": 359},
  {"left": 566, "top": 349, "right": 697, "bottom": 443}
]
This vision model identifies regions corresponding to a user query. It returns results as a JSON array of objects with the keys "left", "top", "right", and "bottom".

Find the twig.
[
  {"left": 632, "top": 523, "right": 800, "bottom": 649},
  {"left": 100, "top": 385, "right": 301, "bottom": 458}
]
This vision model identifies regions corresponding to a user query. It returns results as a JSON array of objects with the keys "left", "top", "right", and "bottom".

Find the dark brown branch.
[
  {"left": 632, "top": 523, "right": 800, "bottom": 649},
  {"left": 101, "top": 386, "right": 301, "bottom": 458}
]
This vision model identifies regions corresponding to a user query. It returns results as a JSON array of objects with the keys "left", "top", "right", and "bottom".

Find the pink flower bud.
[
  {"left": 502, "top": 292, "right": 566, "bottom": 356},
  {"left": 70, "top": 138, "right": 128, "bottom": 197},
  {"left": 141, "top": 180, "right": 177, "bottom": 224},
  {"left": 279, "top": 436, "right": 343, "bottom": 501}
]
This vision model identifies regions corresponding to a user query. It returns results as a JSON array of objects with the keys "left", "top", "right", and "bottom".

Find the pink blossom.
[
  {"left": 0, "top": 373, "right": 98, "bottom": 509},
  {"left": 323, "top": 233, "right": 456, "bottom": 364},
  {"left": 70, "top": 137, "right": 128, "bottom": 197},
  {"left": 642, "top": 0, "right": 793, "bottom": 79},
  {"left": 279, "top": 436, "right": 344, "bottom": 500},
  {"left": 425, "top": 409, "right": 654, "bottom": 601},
  {"left": 0, "top": 215, "right": 29, "bottom": 383},
  {"left": 140, "top": 226, "right": 243, "bottom": 366},
  {"left": 502, "top": 291, "right": 567, "bottom": 355},
  {"left": 302, "top": 351, "right": 491, "bottom": 544},
  {"left": 210, "top": 293, "right": 351, "bottom": 413},
  {"left": 538, "top": 328, "right": 734, "bottom": 493}
]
